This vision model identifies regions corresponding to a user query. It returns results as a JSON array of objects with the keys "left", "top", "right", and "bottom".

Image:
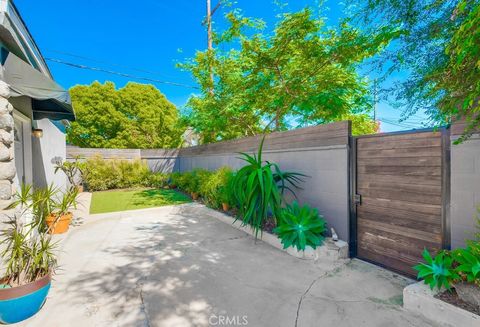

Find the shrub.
[
  {"left": 169, "top": 172, "right": 183, "bottom": 188},
  {"left": 199, "top": 167, "right": 234, "bottom": 208},
  {"left": 82, "top": 155, "right": 151, "bottom": 191},
  {"left": 273, "top": 201, "right": 326, "bottom": 251},
  {"left": 184, "top": 169, "right": 211, "bottom": 194},
  {"left": 453, "top": 243, "right": 480, "bottom": 286},
  {"left": 147, "top": 172, "right": 169, "bottom": 189},
  {"left": 231, "top": 136, "right": 305, "bottom": 238}
]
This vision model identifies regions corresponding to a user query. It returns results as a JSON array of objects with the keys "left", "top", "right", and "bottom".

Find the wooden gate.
[{"left": 352, "top": 129, "right": 449, "bottom": 277}]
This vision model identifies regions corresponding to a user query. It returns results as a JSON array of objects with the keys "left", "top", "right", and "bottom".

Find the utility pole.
[
  {"left": 373, "top": 79, "right": 377, "bottom": 121},
  {"left": 205, "top": 0, "right": 221, "bottom": 95}
]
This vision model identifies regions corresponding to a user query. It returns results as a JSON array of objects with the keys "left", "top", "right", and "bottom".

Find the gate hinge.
[{"left": 354, "top": 194, "right": 362, "bottom": 205}]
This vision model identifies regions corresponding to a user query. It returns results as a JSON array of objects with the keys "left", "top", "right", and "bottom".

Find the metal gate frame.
[{"left": 348, "top": 127, "right": 451, "bottom": 271}]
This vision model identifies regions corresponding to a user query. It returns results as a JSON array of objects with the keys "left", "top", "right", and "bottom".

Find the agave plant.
[
  {"left": 232, "top": 136, "right": 305, "bottom": 238},
  {"left": 413, "top": 248, "right": 458, "bottom": 290},
  {"left": 273, "top": 201, "right": 326, "bottom": 251}
]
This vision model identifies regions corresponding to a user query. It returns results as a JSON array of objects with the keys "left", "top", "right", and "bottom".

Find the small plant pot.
[
  {"left": 0, "top": 273, "right": 51, "bottom": 324},
  {"left": 169, "top": 185, "right": 177, "bottom": 189},
  {"left": 46, "top": 212, "right": 73, "bottom": 234},
  {"left": 76, "top": 185, "right": 84, "bottom": 193},
  {"left": 454, "top": 282, "right": 480, "bottom": 310},
  {"left": 191, "top": 192, "right": 199, "bottom": 200},
  {"left": 222, "top": 203, "right": 230, "bottom": 212}
]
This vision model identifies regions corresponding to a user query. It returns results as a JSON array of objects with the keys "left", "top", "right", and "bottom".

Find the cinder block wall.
[
  {"left": 67, "top": 122, "right": 353, "bottom": 241},
  {"left": 450, "top": 122, "right": 480, "bottom": 248},
  {"left": 176, "top": 121, "right": 352, "bottom": 241}
]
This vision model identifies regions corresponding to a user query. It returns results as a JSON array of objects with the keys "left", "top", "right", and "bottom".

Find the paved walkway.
[{"left": 17, "top": 203, "right": 437, "bottom": 327}]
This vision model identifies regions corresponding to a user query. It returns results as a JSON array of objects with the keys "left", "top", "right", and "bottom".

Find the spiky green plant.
[
  {"left": 232, "top": 136, "right": 305, "bottom": 238},
  {"left": 273, "top": 201, "right": 326, "bottom": 251},
  {"left": 453, "top": 243, "right": 480, "bottom": 286},
  {"left": 1, "top": 210, "right": 58, "bottom": 286},
  {"left": 414, "top": 249, "right": 458, "bottom": 290}
]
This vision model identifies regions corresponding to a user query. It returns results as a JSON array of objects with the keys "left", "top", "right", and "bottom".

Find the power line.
[
  {"left": 45, "top": 49, "right": 175, "bottom": 78},
  {"left": 46, "top": 58, "right": 200, "bottom": 90}
]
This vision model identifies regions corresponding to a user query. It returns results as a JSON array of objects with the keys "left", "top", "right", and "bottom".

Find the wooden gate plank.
[{"left": 355, "top": 131, "right": 444, "bottom": 277}]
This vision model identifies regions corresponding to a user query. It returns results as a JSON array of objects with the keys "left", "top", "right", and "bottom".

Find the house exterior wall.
[
  {"left": 0, "top": 81, "right": 14, "bottom": 209},
  {"left": 32, "top": 119, "right": 66, "bottom": 190},
  {"left": 450, "top": 130, "right": 480, "bottom": 248}
]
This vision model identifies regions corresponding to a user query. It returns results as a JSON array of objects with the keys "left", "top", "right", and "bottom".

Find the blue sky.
[{"left": 15, "top": 0, "right": 428, "bottom": 132}]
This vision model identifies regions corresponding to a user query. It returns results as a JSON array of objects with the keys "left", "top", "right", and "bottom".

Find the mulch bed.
[{"left": 435, "top": 289, "right": 480, "bottom": 316}]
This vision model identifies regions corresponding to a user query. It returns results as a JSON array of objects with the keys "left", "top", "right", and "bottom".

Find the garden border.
[
  {"left": 403, "top": 282, "right": 479, "bottom": 326},
  {"left": 204, "top": 204, "right": 349, "bottom": 263}
]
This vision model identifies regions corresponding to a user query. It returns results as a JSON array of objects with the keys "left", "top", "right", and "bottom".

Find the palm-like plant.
[
  {"left": 232, "top": 136, "right": 305, "bottom": 238},
  {"left": 273, "top": 201, "right": 326, "bottom": 251}
]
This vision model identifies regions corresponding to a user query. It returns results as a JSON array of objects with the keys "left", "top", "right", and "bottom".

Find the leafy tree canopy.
[
  {"left": 180, "top": 8, "right": 396, "bottom": 143},
  {"left": 67, "top": 82, "right": 183, "bottom": 148},
  {"left": 351, "top": 0, "right": 479, "bottom": 140}
]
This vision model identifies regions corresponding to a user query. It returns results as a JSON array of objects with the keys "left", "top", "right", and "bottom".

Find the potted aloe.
[
  {"left": 0, "top": 185, "right": 58, "bottom": 324},
  {"left": 45, "top": 186, "right": 78, "bottom": 234}
]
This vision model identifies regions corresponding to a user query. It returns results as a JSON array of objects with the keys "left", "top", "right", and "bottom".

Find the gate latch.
[{"left": 354, "top": 194, "right": 362, "bottom": 205}]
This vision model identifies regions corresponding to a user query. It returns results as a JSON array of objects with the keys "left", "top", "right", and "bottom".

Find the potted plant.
[
  {"left": 45, "top": 186, "right": 78, "bottom": 234},
  {"left": 0, "top": 186, "right": 58, "bottom": 324},
  {"left": 54, "top": 156, "right": 84, "bottom": 192}
]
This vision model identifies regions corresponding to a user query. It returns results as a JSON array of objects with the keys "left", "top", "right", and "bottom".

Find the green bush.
[
  {"left": 82, "top": 155, "right": 153, "bottom": 191},
  {"left": 147, "top": 172, "right": 169, "bottom": 189},
  {"left": 199, "top": 167, "right": 235, "bottom": 208},
  {"left": 184, "top": 169, "right": 210, "bottom": 194},
  {"left": 273, "top": 201, "right": 326, "bottom": 251}
]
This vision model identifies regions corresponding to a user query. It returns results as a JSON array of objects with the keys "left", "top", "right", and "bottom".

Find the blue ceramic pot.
[{"left": 0, "top": 273, "right": 51, "bottom": 324}]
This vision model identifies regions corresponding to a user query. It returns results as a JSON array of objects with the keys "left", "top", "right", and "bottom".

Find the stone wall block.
[
  {"left": 0, "top": 98, "right": 9, "bottom": 115},
  {"left": 0, "top": 113, "right": 13, "bottom": 131},
  {"left": 0, "top": 161, "right": 16, "bottom": 181},
  {"left": 0, "top": 129, "right": 13, "bottom": 145},
  {"left": 0, "top": 180, "right": 12, "bottom": 200},
  {"left": 0, "top": 143, "right": 10, "bottom": 161},
  {"left": 0, "top": 81, "right": 10, "bottom": 98}
]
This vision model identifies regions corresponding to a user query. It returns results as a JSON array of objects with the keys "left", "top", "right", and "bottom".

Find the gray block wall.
[
  {"left": 178, "top": 145, "right": 350, "bottom": 241},
  {"left": 450, "top": 132, "right": 480, "bottom": 248}
]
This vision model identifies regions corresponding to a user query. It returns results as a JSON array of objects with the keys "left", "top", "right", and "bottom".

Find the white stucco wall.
[
  {"left": 450, "top": 134, "right": 480, "bottom": 248},
  {"left": 32, "top": 119, "right": 67, "bottom": 190}
]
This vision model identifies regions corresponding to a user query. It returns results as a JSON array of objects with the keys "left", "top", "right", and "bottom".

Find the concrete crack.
[
  {"left": 294, "top": 271, "right": 329, "bottom": 327},
  {"left": 137, "top": 280, "right": 151, "bottom": 327}
]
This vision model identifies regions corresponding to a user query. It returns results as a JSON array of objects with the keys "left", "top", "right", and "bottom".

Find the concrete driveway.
[{"left": 17, "top": 203, "right": 436, "bottom": 327}]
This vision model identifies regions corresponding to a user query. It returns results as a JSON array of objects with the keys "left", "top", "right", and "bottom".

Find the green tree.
[
  {"left": 180, "top": 8, "right": 396, "bottom": 143},
  {"left": 67, "top": 82, "right": 183, "bottom": 148},
  {"left": 351, "top": 0, "right": 479, "bottom": 140},
  {"left": 433, "top": 1, "right": 480, "bottom": 142}
]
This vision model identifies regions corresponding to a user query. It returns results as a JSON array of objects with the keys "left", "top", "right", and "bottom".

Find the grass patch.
[{"left": 90, "top": 188, "right": 191, "bottom": 214}]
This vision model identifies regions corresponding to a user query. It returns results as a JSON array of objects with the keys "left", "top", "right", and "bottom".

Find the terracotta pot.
[
  {"left": 191, "top": 192, "right": 199, "bottom": 200},
  {"left": 0, "top": 273, "right": 51, "bottom": 324},
  {"left": 46, "top": 212, "right": 73, "bottom": 234},
  {"left": 76, "top": 185, "right": 84, "bottom": 193},
  {"left": 222, "top": 203, "right": 230, "bottom": 212}
]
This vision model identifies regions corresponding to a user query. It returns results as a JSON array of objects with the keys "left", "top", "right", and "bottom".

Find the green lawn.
[{"left": 90, "top": 188, "right": 191, "bottom": 214}]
